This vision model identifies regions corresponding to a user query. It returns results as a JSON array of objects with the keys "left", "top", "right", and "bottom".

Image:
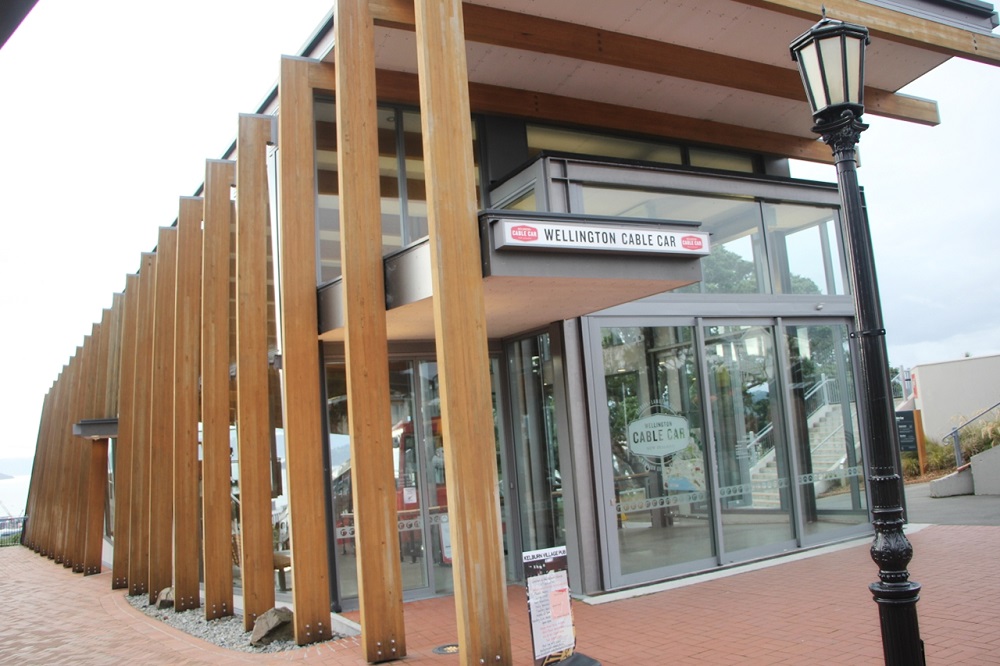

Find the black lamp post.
[{"left": 790, "top": 13, "right": 925, "bottom": 666}]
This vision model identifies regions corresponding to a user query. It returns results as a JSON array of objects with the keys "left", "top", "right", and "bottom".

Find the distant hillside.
[
  {"left": 0, "top": 472, "right": 12, "bottom": 481},
  {"left": 0, "top": 458, "right": 33, "bottom": 477}
]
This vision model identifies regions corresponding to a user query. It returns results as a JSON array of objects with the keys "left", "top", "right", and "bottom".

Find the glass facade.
[
  {"left": 312, "top": 112, "right": 870, "bottom": 600},
  {"left": 314, "top": 100, "right": 479, "bottom": 286},
  {"left": 326, "top": 357, "right": 512, "bottom": 604}
]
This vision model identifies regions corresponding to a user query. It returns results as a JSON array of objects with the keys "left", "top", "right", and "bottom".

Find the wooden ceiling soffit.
[
  {"left": 373, "top": 68, "right": 832, "bottom": 163},
  {"left": 368, "top": 0, "right": 939, "bottom": 126},
  {"left": 735, "top": 0, "right": 1000, "bottom": 66}
]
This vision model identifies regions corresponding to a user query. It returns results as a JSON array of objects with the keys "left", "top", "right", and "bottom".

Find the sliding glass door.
[{"left": 589, "top": 317, "right": 868, "bottom": 588}]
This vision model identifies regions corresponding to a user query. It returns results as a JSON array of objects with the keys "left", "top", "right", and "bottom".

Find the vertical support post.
[
  {"left": 334, "top": 0, "right": 406, "bottom": 660},
  {"left": 175, "top": 197, "right": 204, "bottom": 611},
  {"left": 149, "top": 228, "right": 178, "bottom": 603},
  {"left": 413, "top": 0, "right": 513, "bottom": 662},
  {"left": 83, "top": 308, "right": 113, "bottom": 576},
  {"left": 69, "top": 333, "right": 97, "bottom": 572},
  {"left": 84, "top": 439, "right": 109, "bottom": 574},
  {"left": 23, "top": 387, "right": 53, "bottom": 550},
  {"left": 38, "top": 368, "right": 69, "bottom": 558},
  {"left": 950, "top": 429, "right": 963, "bottom": 467},
  {"left": 113, "top": 274, "right": 140, "bottom": 589},
  {"left": 129, "top": 252, "right": 157, "bottom": 597},
  {"left": 236, "top": 114, "right": 278, "bottom": 629},
  {"left": 913, "top": 410, "right": 927, "bottom": 476},
  {"left": 202, "top": 159, "right": 236, "bottom": 619},
  {"left": 278, "top": 55, "right": 334, "bottom": 645}
]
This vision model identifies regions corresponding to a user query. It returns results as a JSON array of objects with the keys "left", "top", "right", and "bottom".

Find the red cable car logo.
[
  {"left": 681, "top": 235, "right": 704, "bottom": 251},
  {"left": 509, "top": 224, "right": 539, "bottom": 242}
]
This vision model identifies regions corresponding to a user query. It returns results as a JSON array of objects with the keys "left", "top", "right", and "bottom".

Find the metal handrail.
[
  {"left": 748, "top": 377, "right": 840, "bottom": 464},
  {"left": 948, "top": 398, "right": 1000, "bottom": 465}
]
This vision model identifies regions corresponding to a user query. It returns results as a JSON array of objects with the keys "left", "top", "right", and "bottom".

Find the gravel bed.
[{"left": 124, "top": 595, "right": 340, "bottom": 653}]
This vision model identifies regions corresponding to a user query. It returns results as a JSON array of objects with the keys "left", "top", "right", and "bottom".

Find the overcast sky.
[{"left": 1, "top": 1, "right": 998, "bottom": 461}]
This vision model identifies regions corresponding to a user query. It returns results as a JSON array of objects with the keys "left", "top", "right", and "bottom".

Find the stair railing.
[
  {"left": 947, "top": 399, "right": 1000, "bottom": 465},
  {"left": 748, "top": 376, "right": 839, "bottom": 465}
]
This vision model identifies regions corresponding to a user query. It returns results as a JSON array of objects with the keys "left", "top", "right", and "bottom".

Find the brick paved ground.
[{"left": 1, "top": 525, "right": 998, "bottom": 665}]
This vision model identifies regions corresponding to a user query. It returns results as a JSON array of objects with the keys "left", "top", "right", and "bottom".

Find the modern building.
[
  {"left": 910, "top": 353, "right": 1000, "bottom": 440},
  {"left": 20, "top": 1, "right": 1000, "bottom": 662}
]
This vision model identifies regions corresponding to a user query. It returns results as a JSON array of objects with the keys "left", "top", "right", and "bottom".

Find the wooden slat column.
[
  {"left": 174, "top": 197, "right": 204, "bottom": 611},
  {"left": 50, "top": 351, "right": 73, "bottom": 562},
  {"left": 113, "top": 274, "right": 140, "bottom": 589},
  {"left": 334, "top": 0, "right": 406, "bottom": 661},
  {"left": 235, "top": 114, "right": 277, "bottom": 630},
  {"left": 83, "top": 308, "right": 113, "bottom": 576},
  {"left": 33, "top": 371, "right": 65, "bottom": 557},
  {"left": 149, "top": 228, "right": 178, "bottom": 603},
  {"left": 23, "top": 386, "right": 53, "bottom": 550},
  {"left": 105, "top": 292, "right": 125, "bottom": 419},
  {"left": 202, "top": 159, "right": 236, "bottom": 620},
  {"left": 129, "top": 252, "right": 157, "bottom": 597},
  {"left": 63, "top": 342, "right": 89, "bottom": 570},
  {"left": 413, "top": 0, "right": 513, "bottom": 661},
  {"left": 278, "top": 56, "right": 334, "bottom": 645},
  {"left": 84, "top": 436, "right": 109, "bottom": 574}
]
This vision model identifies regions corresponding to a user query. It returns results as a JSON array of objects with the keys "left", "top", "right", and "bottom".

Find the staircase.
[{"left": 748, "top": 404, "right": 858, "bottom": 509}]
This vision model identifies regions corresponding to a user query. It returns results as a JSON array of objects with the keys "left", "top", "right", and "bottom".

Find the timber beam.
[{"left": 370, "top": 0, "right": 941, "bottom": 126}]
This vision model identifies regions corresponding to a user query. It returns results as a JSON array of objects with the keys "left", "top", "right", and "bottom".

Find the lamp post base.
[{"left": 871, "top": 581, "right": 925, "bottom": 665}]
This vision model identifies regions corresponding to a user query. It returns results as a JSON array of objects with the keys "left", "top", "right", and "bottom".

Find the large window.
[{"left": 314, "top": 101, "right": 480, "bottom": 286}]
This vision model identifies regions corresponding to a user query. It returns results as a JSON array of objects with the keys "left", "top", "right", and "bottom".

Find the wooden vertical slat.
[
  {"left": 23, "top": 386, "right": 53, "bottom": 550},
  {"left": 113, "top": 274, "right": 140, "bottom": 589},
  {"left": 40, "top": 367, "right": 63, "bottom": 559},
  {"left": 83, "top": 308, "right": 113, "bottom": 576},
  {"left": 66, "top": 340, "right": 92, "bottom": 571},
  {"left": 84, "top": 439, "right": 109, "bottom": 574},
  {"left": 105, "top": 292, "right": 125, "bottom": 418},
  {"left": 202, "top": 159, "right": 236, "bottom": 620},
  {"left": 278, "top": 56, "right": 334, "bottom": 645},
  {"left": 236, "top": 115, "right": 278, "bottom": 629},
  {"left": 73, "top": 326, "right": 101, "bottom": 574},
  {"left": 174, "top": 197, "right": 204, "bottom": 611},
  {"left": 129, "top": 253, "right": 157, "bottom": 597},
  {"left": 149, "top": 228, "right": 178, "bottom": 603},
  {"left": 36, "top": 369, "right": 67, "bottom": 557},
  {"left": 335, "top": 0, "right": 406, "bottom": 660},
  {"left": 413, "top": 0, "right": 513, "bottom": 661}
]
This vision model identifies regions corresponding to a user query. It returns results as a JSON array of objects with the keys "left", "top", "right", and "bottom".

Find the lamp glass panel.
[
  {"left": 844, "top": 37, "right": 863, "bottom": 104},
  {"left": 818, "top": 36, "right": 846, "bottom": 106},
  {"left": 796, "top": 41, "right": 824, "bottom": 114}
]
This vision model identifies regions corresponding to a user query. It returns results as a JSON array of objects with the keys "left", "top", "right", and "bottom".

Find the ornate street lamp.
[{"left": 790, "top": 13, "right": 925, "bottom": 666}]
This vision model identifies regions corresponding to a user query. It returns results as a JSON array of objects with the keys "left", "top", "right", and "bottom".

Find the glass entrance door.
[
  {"left": 592, "top": 324, "right": 716, "bottom": 588},
  {"left": 702, "top": 323, "right": 795, "bottom": 561},
  {"left": 590, "top": 317, "right": 865, "bottom": 588}
]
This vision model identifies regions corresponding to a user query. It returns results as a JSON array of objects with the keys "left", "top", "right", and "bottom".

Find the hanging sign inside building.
[
  {"left": 627, "top": 414, "right": 691, "bottom": 458},
  {"left": 495, "top": 218, "right": 710, "bottom": 256},
  {"left": 523, "top": 546, "right": 576, "bottom": 665}
]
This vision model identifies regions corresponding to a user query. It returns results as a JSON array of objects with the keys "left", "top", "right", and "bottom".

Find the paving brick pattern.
[{"left": 2, "top": 525, "right": 998, "bottom": 664}]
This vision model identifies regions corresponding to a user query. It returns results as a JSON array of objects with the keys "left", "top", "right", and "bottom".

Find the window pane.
[
  {"left": 688, "top": 147, "right": 755, "bottom": 173},
  {"left": 785, "top": 324, "right": 868, "bottom": 539},
  {"left": 764, "top": 203, "right": 846, "bottom": 295},
  {"left": 508, "top": 333, "right": 564, "bottom": 552},
  {"left": 704, "top": 324, "right": 794, "bottom": 556},
  {"left": 527, "top": 124, "right": 682, "bottom": 165},
  {"left": 601, "top": 326, "right": 714, "bottom": 575}
]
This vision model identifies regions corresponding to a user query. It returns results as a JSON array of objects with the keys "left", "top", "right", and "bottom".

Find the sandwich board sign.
[{"left": 523, "top": 546, "right": 576, "bottom": 665}]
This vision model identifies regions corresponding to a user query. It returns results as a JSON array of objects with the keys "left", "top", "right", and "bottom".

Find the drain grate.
[{"left": 432, "top": 643, "right": 460, "bottom": 655}]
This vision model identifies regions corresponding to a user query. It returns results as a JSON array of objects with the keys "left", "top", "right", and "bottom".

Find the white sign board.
[{"left": 495, "top": 218, "right": 710, "bottom": 256}]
